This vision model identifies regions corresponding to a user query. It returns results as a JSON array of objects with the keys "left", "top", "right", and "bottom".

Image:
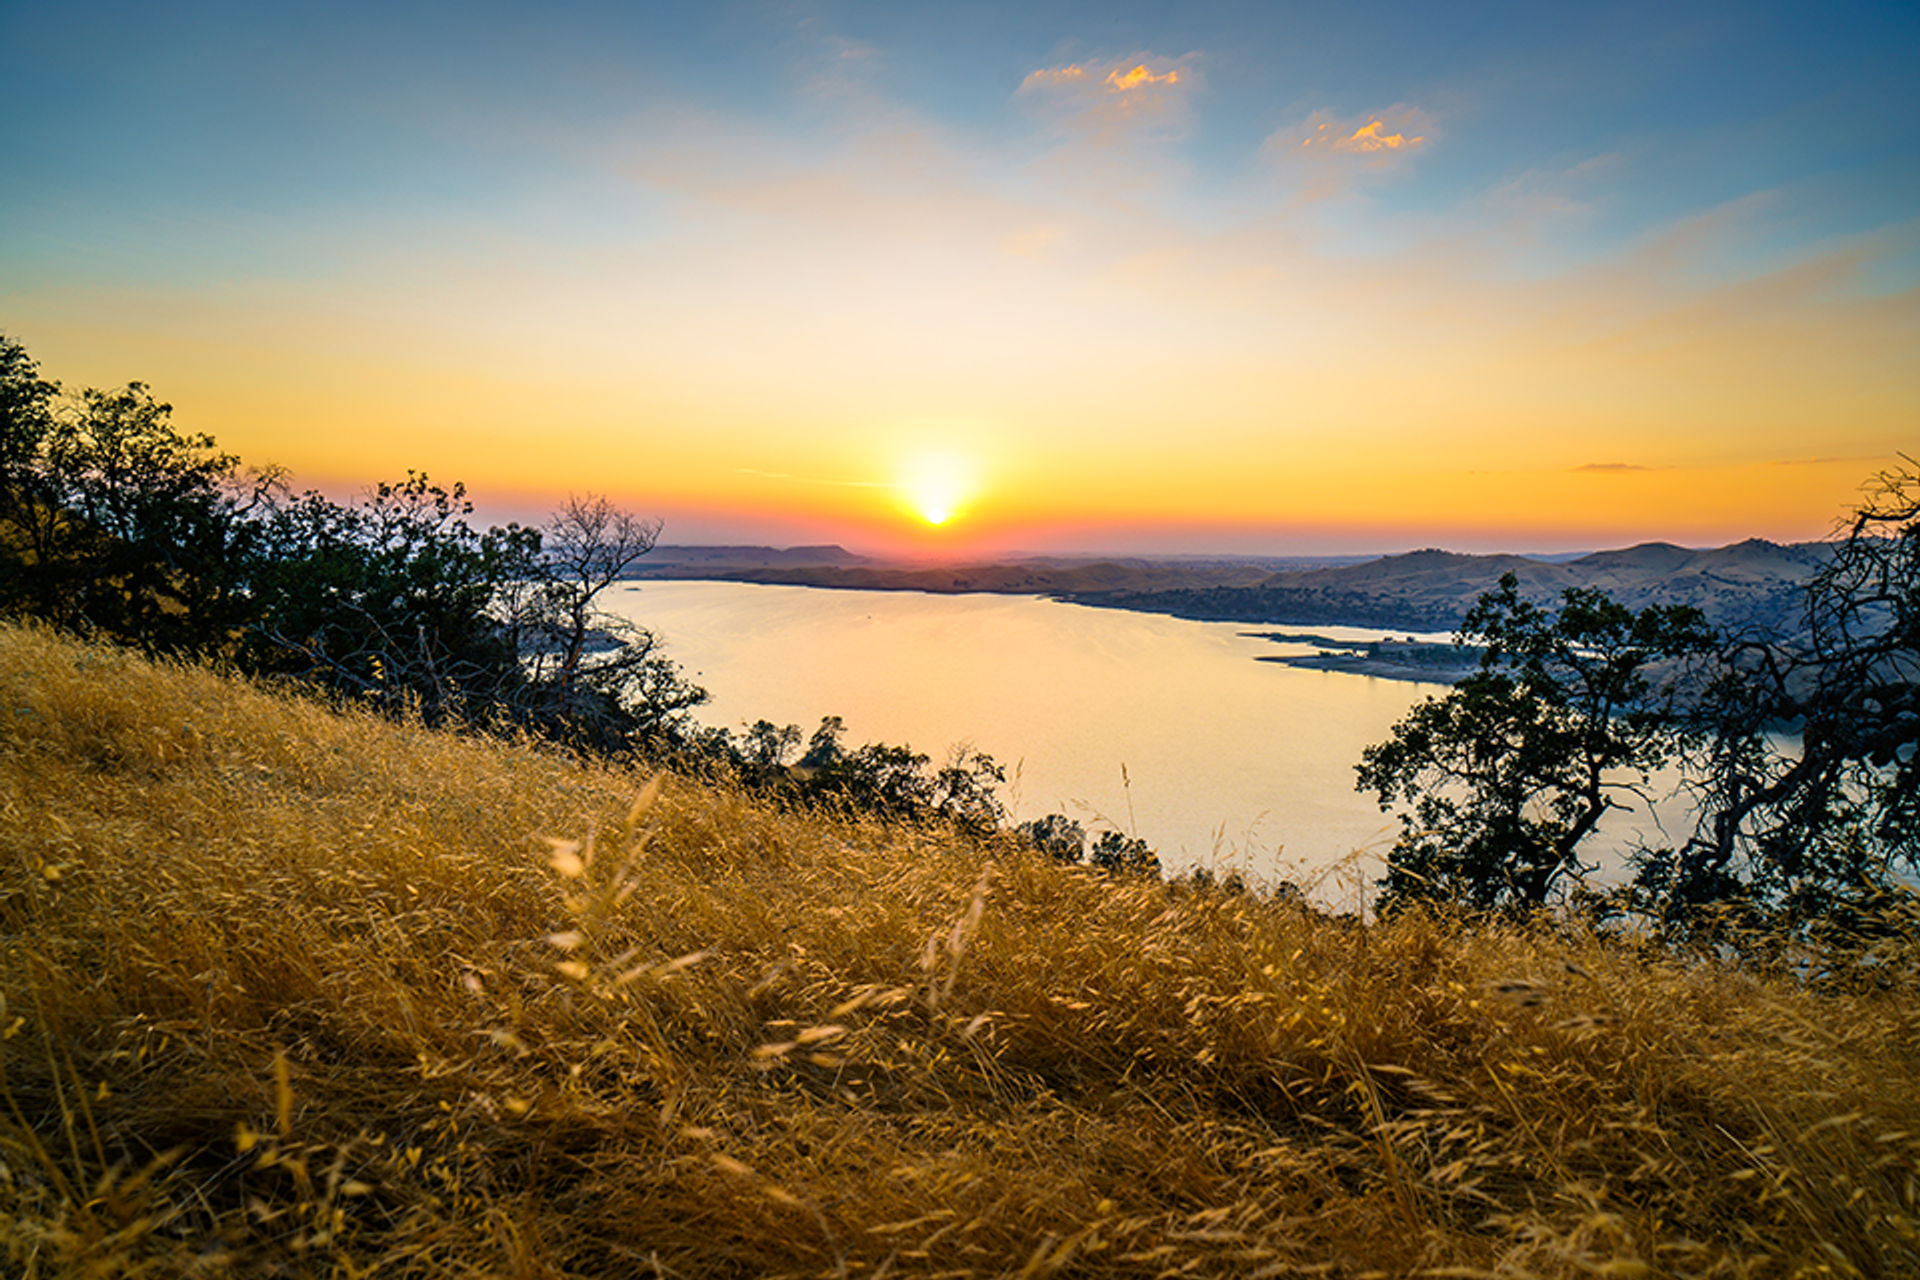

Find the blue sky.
[{"left": 4, "top": 1, "right": 1916, "bottom": 552}]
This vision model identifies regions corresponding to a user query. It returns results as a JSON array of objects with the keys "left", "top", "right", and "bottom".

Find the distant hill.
[
  {"left": 628, "top": 548, "right": 1285, "bottom": 594},
  {"left": 638, "top": 544, "right": 872, "bottom": 571},
  {"left": 652, "top": 560, "right": 1278, "bottom": 595},
  {"left": 625, "top": 538, "right": 1831, "bottom": 634},
  {"left": 1082, "top": 539, "right": 1831, "bottom": 633}
]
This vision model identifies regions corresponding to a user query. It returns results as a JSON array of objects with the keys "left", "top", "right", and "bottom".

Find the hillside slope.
[{"left": 2, "top": 623, "right": 1915, "bottom": 1277}]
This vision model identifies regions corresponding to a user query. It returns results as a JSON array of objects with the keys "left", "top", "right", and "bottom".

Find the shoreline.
[{"left": 1253, "top": 652, "right": 1468, "bottom": 685}]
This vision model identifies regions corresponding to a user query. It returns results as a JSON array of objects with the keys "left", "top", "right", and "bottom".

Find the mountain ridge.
[{"left": 627, "top": 538, "right": 1831, "bottom": 633}]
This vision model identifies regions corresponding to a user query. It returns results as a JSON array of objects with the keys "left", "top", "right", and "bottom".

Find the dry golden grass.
[{"left": 2, "top": 620, "right": 1917, "bottom": 1278}]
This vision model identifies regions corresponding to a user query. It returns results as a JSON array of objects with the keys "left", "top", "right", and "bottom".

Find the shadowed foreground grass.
[{"left": 2, "top": 623, "right": 1917, "bottom": 1278}]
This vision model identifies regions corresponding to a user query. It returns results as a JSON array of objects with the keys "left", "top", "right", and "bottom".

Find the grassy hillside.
[{"left": 2, "top": 623, "right": 1916, "bottom": 1278}]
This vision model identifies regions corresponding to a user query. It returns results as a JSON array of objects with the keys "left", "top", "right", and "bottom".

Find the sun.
[{"left": 900, "top": 452, "right": 976, "bottom": 527}]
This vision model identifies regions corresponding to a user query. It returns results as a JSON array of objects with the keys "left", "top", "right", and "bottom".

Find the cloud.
[
  {"left": 798, "top": 34, "right": 887, "bottom": 105},
  {"left": 1476, "top": 153, "right": 1623, "bottom": 240},
  {"left": 1105, "top": 63, "right": 1182, "bottom": 91},
  {"left": 1573, "top": 462, "right": 1653, "bottom": 472},
  {"left": 1020, "top": 64, "right": 1089, "bottom": 91},
  {"left": 1016, "top": 55, "right": 1196, "bottom": 149},
  {"left": 1326, "top": 118, "right": 1423, "bottom": 154},
  {"left": 1019, "top": 59, "right": 1185, "bottom": 95},
  {"left": 1265, "top": 106, "right": 1433, "bottom": 196},
  {"left": 1281, "top": 106, "right": 1430, "bottom": 156}
]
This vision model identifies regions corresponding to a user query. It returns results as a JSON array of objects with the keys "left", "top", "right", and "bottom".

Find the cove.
[{"left": 607, "top": 580, "right": 1468, "bottom": 891}]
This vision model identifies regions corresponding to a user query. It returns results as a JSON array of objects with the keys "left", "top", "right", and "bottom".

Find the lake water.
[{"left": 607, "top": 580, "right": 1465, "bottom": 894}]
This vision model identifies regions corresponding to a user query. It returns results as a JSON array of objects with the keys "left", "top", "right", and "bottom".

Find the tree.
[
  {"left": 0, "top": 333, "right": 63, "bottom": 617},
  {"left": 1020, "top": 813, "right": 1087, "bottom": 863},
  {"left": 719, "top": 715, "right": 1009, "bottom": 834},
  {"left": 1639, "top": 461, "right": 1920, "bottom": 935},
  {"left": 1357, "top": 575, "right": 1716, "bottom": 913},
  {"left": 509, "top": 495, "right": 660, "bottom": 694},
  {"left": 238, "top": 473, "right": 540, "bottom": 722},
  {"left": 738, "top": 719, "right": 804, "bottom": 772},
  {"left": 1, "top": 335, "right": 710, "bottom": 754},
  {"left": 1088, "top": 830, "right": 1161, "bottom": 876},
  {"left": 496, "top": 493, "right": 707, "bottom": 749},
  {"left": 0, "top": 353, "right": 256, "bottom": 654}
]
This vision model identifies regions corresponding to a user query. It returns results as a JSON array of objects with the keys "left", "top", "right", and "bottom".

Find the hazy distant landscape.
[{"left": 632, "top": 535, "right": 1828, "bottom": 635}]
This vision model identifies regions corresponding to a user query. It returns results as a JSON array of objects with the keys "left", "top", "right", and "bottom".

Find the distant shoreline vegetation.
[{"left": 1246, "top": 631, "right": 1484, "bottom": 685}]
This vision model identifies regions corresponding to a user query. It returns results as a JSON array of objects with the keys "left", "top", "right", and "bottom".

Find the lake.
[{"left": 607, "top": 580, "right": 1467, "bottom": 894}]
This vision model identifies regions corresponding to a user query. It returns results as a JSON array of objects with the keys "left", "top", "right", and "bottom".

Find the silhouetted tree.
[
  {"left": 1020, "top": 813, "right": 1087, "bottom": 863},
  {"left": 713, "top": 715, "right": 1009, "bottom": 834},
  {"left": 499, "top": 493, "right": 705, "bottom": 749},
  {"left": 3, "top": 335, "right": 708, "bottom": 747},
  {"left": 738, "top": 719, "right": 804, "bottom": 772},
  {"left": 0, "top": 345, "right": 256, "bottom": 653},
  {"left": 1088, "top": 830, "right": 1161, "bottom": 876},
  {"left": 0, "top": 333, "right": 63, "bottom": 619},
  {"left": 1358, "top": 575, "right": 1716, "bottom": 913},
  {"left": 1638, "top": 461, "right": 1920, "bottom": 937},
  {"left": 238, "top": 473, "right": 540, "bottom": 722}
]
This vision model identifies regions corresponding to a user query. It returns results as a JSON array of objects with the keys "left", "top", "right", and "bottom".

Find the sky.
[{"left": 2, "top": 0, "right": 1916, "bottom": 557}]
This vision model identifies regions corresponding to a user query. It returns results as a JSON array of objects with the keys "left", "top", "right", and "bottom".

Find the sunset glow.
[
  {"left": 2, "top": 3, "right": 1913, "bottom": 555},
  {"left": 901, "top": 453, "right": 977, "bottom": 528}
]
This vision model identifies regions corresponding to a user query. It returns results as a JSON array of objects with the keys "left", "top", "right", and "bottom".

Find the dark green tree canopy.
[
  {"left": 1358, "top": 575, "right": 1716, "bottom": 913},
  {"left": 1361, "top": 465, "right": 1919, "bottom": 939},
  {"left": 1, "top": 354, "right": 256, "bottom": 652},
  {"left": 238, "top": 472, "right": 540, "bottom": 720}
]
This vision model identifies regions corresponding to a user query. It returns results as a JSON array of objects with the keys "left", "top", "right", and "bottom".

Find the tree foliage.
[
  {"left": 235, "top": 481, "right": 709, "bottom": 744},
  {"left": 1088, "top": 830, "right": 1162, "bottom": 876},
  {"left": 1362, "top": 467, "right": 1920, "bottom": 936},
  {"left": 1012, "top": 812, "right": 1162, "bottom": 876},
  {"left": 238, "top": 473, "right": 538, "bottom": 720},
  {"left": 1638, "top": 462, "right": 1920, "bottom": 936},
  {"left": 1019, "top": 813, "right": 1088, "bottom": 863},
  {"left": 1, "top": 351, "right": 257, "bottom": 652},
  {"left": 1358, "top": 575, "right": 1717, "bottom": 913},
  {"left": 495, "top": 495, "right": 707, "bottom": 747},
  {"left": 703, "top": 715, "right": 1011, "bottom": 835}
]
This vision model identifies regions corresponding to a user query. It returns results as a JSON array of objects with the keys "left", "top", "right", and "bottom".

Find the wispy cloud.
[
  {"left": 1017, "top": 54, "right": 1197, "bottom": 148},
  {"left": 1020, "top": 64, "right": 1088, "bottom": 90},
  {"left": 1485, "top": 153, "right": 1620, "bottom": 214},
  {"left": 1103, "top": 63, "right": 1183, "bottom": 91},
  {"left": 1020, "top": 59, "right": 1185, "bottom": 94},
  {"left": 1332, "top": 119, "right": 1422, "bottom": 153},
  {"left": 1284, "top": 107, "right": 1430, "bottom": 155},
  {"left": 1264, "top": 106, "right": 1433, "bottom": 199},
  {"left": 35, "top": 22, "right": 1909, "bottom": 552}
]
